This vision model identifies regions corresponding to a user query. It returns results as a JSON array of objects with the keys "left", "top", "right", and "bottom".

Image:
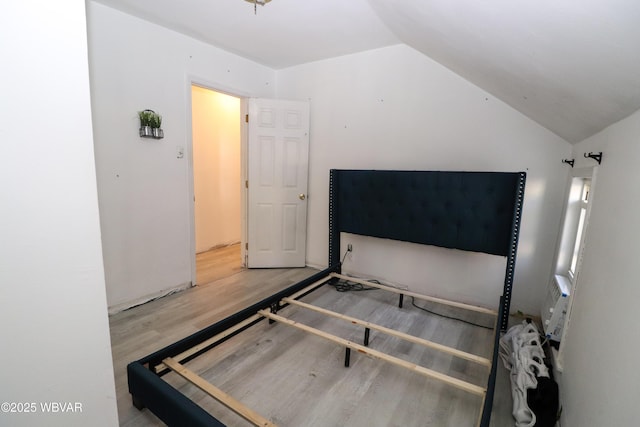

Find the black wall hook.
[
  {"left": 584, "top": 152, "right": 603, "bottom": 164},
  {"left": 562, "top": 159, "right": 575, "bottom": 167}
]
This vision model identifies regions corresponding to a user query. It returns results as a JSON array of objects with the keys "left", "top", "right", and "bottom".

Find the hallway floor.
[{"left": 196, "top": 243, "right": 244, "bottom": 286}]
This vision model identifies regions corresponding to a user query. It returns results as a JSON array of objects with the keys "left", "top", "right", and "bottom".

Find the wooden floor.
[
  {"left": 195, "top": 244, "right": 245, "bottom": 286},
  {"left": 109, "top": 245, "right": 514, "bottom": 426}
]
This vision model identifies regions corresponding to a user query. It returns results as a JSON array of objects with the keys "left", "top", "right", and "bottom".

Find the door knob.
[{"left": 299, "top": 193, "right": 306, "bottom": 200}]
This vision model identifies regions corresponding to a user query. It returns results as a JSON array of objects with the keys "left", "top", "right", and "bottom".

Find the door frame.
[{"left": 185, "top": 76, "right": 249, "bottom": 285}]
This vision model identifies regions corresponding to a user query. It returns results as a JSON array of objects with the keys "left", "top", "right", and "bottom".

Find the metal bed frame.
[{"left": 127, "top": 169, "right": 526, "bottom": 426}]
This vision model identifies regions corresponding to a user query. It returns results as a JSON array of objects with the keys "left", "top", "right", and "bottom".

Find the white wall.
[
  {"left": 556, "top": 108, "right": 640, "bottom": 426},
  {"left": 87, "top": 2, "right": 276, "bottom": 311},
  {"left": 277, "top": 45, "right": 572, "bottom": 313},
  {"left": 88, "top": 3, "right": 574, "bottom": 315},
  {"left": 0, "top": 1, "right": 118, "bottom": 426},
  {"left": 192, "top": 86, "right": 241, "bottom": 253}
]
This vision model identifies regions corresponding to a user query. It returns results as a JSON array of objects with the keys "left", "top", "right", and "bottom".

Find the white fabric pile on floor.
[{"left": 499, "top": 320, "right": 549, "bottom": 427}]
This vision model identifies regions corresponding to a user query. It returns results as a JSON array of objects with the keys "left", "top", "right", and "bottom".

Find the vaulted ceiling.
[{"left": 93, "top": 0, "right": 640, "bottom": 143}]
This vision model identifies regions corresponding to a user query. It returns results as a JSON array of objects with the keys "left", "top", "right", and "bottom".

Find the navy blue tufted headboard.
[{"left": 328, "top": 169, "right": 526, "bottom": 331}]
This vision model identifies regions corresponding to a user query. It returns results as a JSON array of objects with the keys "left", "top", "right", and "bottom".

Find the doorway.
[{"left": 191, "top": 85, "right": 244, "bottom": 285}]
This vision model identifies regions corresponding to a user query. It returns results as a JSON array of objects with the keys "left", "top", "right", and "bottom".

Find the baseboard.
[
  {"left": 305, "top": 261, "right": 326, "bottom": 271},
  {"left": 108, "top": 281, "right": 193, "bottom": 315}
]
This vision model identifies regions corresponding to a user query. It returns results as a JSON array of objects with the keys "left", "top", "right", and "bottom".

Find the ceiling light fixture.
[{"left": 244, "top": 0, "right": 271, "bottom": 14}]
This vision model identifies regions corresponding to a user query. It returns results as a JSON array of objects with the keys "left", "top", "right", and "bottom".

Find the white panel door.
[{"left": 247, "top": 98, "right": 309, "bottom": 267}]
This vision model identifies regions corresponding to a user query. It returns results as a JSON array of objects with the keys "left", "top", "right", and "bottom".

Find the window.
[
  {"left": 549, "top": 167, "right": 597, "bottom": 372},
  {"left": 555, "top": 174, "right": 592, "bottom": 284},
  {"left": 568, "top": 179, "right": 590, "bottom": 279}
]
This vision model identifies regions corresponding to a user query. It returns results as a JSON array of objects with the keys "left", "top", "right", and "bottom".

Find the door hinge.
[
  {"left": 245, "top": 114, "right": 249, "bottom": 123},
  {"left": 245, "top": 243, "right": 248, "bottom": 250},
  {"left": 245, "top": 180, "right": 249, "bottom": 189}
]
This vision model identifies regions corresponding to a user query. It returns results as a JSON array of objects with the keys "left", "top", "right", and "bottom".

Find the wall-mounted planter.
[
  {"left": 152, "top": 128, "right": 164, "bottom": 139},
  {"left": 139, "top": 126, "right": 153, "bottom": 137},
  {"left": 138, "top": 109, "right": 164, "bottom": 139}
]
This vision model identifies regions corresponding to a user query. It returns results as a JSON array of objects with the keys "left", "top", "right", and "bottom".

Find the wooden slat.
[
  {"left": 282, "top": 297, "right": 491, "bottom": 367},
  {"left": 258, "top": 310, "right": 487, "bottom": 397},
  {"left": 154, "top": 274, "right": 334, "bottom": 373},
  {"left": 330, "top": 273, "right": 497, "bottom": 316},
  {"left": 155, "top": 314, "right": 262, "bottom": 373},
  {"left": 163, "top": 357, "right": 277, "bottom": 427}
]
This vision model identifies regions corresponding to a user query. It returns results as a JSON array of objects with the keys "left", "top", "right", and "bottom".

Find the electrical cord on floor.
[
  {"left": 337, "top": 247, "right": 492, "bottom": 328},
  {"left": 410, "top": 296, "right": 493, "bottom": 330},
  {"left": 334, "top": 248, "right": 380, "bottom": 292},
  {"left": 330, "top": 278, "right": 380, "bottom": 292}
]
